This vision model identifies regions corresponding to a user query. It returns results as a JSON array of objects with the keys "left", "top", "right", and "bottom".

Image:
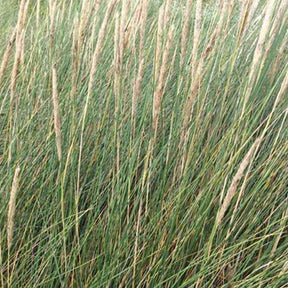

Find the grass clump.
[{"left": 0, "top": 0, "right": 287, "bottom": 287}]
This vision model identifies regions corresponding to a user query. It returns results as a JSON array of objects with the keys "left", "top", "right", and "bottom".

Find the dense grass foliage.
[{"left": 0, "top": 0, "right": 287, "bottom": 287}]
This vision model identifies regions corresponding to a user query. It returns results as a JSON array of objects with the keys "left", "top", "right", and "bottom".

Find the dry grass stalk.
[
  {"left": 89, "top": 9, "right": 98, "bottom": 52},
  {"left": 16, "top": 0, "right": 29, "bottom": 66},
  {"left": 228, "top": 0, "right": 236, "bottom": 17},
  {"left": 91, "top": 0, "right": 102, "bottom": 33},
  {"left": 180, "top": 0, "right": 226, "bottom": 166},
  {"left": 36, "top": 0, "right": 40, "bottom": 29},
  {"left": 10, "top": 31, "right": 24, "bottom": 104},
  {"left": 132, "top": 58, "right": 144, "bottom": 120},
  {"left": 83, "top": 0, "right": 101, "bottom": 47},
  {"left": 143, "top": 140, "right": 152, "bottom": 217},
  {"left": 131, "top": 0, "right": 149, "bottom": 123},
  {"left": 215, "top": 0, "right": 222, "bottom": 10},
  {"left": 124, "top": 2, "right": 140, "bottom": 49},
  {"left": 269, "top": 0, "right": 288, "bottom": 36},
  {"left": 164, "top": 0, "right": 172, "bottom": 28},
  {"left": 153, "top": 25, "right": 174, "bottom": 133},
  {"left": 23, "top": 0, "right": 30, "bottom": 26},
  {"left": 179, "top": 59, "right": 203, "bottom": 172},
  {"left": 79, "top": 0, "right": 90, "bottom": 45},
  {"left": 77, "top": 0, "right": 117, "bottom": 227},
  {"left": 81, "top": 0, "right": 102, "bottom": 52},
  {"left": 20, "top": 29, "right": 26, "bottom": 66},
  {"left": 10, "top": 0, "right": 28, "bottom": 102},
  {"left": 203, "top": 0, "right": 229, "bottom": 59},
  {"left": 272, "top": 66, "right": 288, "bottom": 110},
  {"left": 52, "top": 64, "right": 62, "bottom": 161},
  {"left": 49, "top": 0, "right": 56, "bottom": 50},
  {"left": 191, "top": 0, "right": 202, "bottom": 79},
  {"left": 216, "top": 138, "right": 261, "bottom": 228},
  {"left": 16, "top": 0, "right": 27, "bottom": 36},
  {"left": 20, "top": 0, "right": 30, "bottom": 63},
  {"left": 265, "top": 0, "right": 288, "bottom": 55},
  {"left": 236, "top": 0, "right": 251, "bottom": 41},
  {"left": 181, "top": 59, "right": 203, "bottom": 139},
  {"left": 87, "top": 0, "right": 117, "bottom": 98},
  {"left": 180, "top": 0, "right": 193, "bottom": 67},
  {"left": 270, "top": 39, "right": 286, "bottom": 78},
  {"left": 271, "top": 209, "right": 287, "bottom": 257},
  {"left": 90, "top": 17, "right": 97, "bottom": 49},
  {"left": 114, "top": 12, "right": 123, "bottom": 184},
  {"left": 120, "top": 0, "right": 129, "bottom": 65},
  {"left": 241, "top": 0, "right": 276, "bottom": 117},
  {"left": 94, "top": 0, "right": 102, "bottom": 11},
  {"left": 228, "top": 71, "right": 288, "bottom": 223},
  {"left": 155, "top": 5, "right": 164, "bottom": 83},
  {"left": 244, "top": 0, "right": 260, "bottom": 35},
  {"left": 67, "top": 0, "right": 75, "bottom": 19},
  {"left": 228, "top": 152, "right": 255, "bottom": 236},
  {"left": 131, "top": 0, "right": 143, "bottom": 45},
  {"left": 224, "top": 0, "right": 236, "bottom": 33},
  {"left": 0, "top": 28, "right": 17, "bottom": 87},
  {"left": 7, "top": 166, "right": 20, "bottom": 252},
  {"left": 260, "top": 70, "right": 288, "bottom": 140},
  {"left": 83, "top": 0, "right": 117, "bottom": 117},
  {"left": 139, "top": 0, "right": 149, "bottom": 58},
  {"left": 132, "top": 197, "right": 143, "bottom": 288},
  {"left": 26, "top": 67, "right": 37, "bottom": 96},
  {"left": 71, "top": 18, "right": 80, "bottom": 100},
  {"left": 282, "top": 261, "right": 288, "bottom": 274},
  {"left": 114, "top": 12, "right": 121, "bottom": 106}
]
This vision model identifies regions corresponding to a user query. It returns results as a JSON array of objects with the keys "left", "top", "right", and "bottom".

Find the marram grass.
[{"left": 0, "top": 0, "right": 287, "bottom": 287}]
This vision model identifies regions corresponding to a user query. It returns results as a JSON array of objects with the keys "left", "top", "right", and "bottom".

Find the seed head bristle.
[
  {"left": 242, "top": 0, "right": 276, "bottom": 117},
  {"left": 132, "top": 0, "right": 149, "bottom": 122},
  {"left": 52, "top": 64, "right": 62, "bottom": 161},
  {"left": 155, "top": 5, "right": 164, "bottom": 83},
  {"left": 0, "top": 28, "right": 17, "bottom": 87},
  {"left": 191, "top": 0, "right": 202, "bottom": 80},
  {"left": 216, "top": 138, "right": 261, "bottom": 227},
  {"left": 7, "top": 166, "right": 21, "bottom": 252},
  {"left": 180, "top": 0, "right": 193, "bottom": 67},
  {"left": 153, "top": 24, "right": 174, "bottom": 133}
]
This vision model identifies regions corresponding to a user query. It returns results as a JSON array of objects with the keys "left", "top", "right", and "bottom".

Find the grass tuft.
[{"left": 0, "top": 0, "right": 287, "bottom": 287}]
